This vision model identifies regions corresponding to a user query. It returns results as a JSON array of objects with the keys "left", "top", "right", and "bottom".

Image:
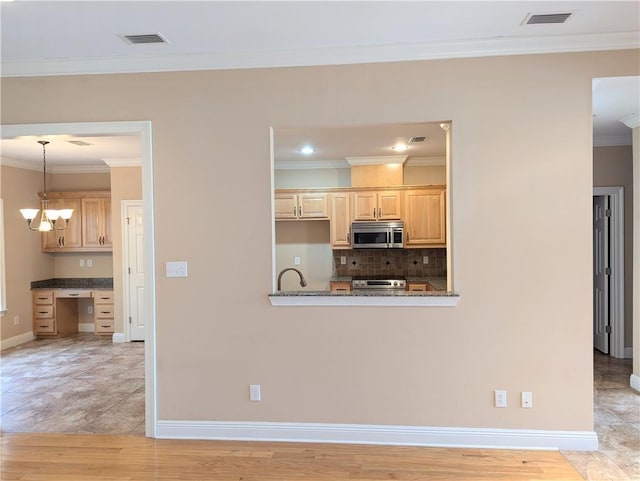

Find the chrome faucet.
[{"left": 277, "top": 268, "right": 307, "bottom": 291}]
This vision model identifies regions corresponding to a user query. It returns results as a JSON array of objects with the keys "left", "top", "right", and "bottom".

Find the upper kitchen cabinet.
[
  {"left": 82, "top": 196, "right": 112, "bottom": 249},
  {"left": 352, "top": 190, "right": 401, "bottom": 221},
  {"left": 404, "top": 187, "right": 446, "bottom": 247},
  {"left": 275, "top": 191, "right": 329, "bottom": 220},
  {"left": 41, "top": 197, "right": 82, "bottom": 250},
  {"left": 330, "top": 192, "right": 351, "bottom": 249},
  {"left": 39, "top": 191, "right": 112, "bottom": 252}
]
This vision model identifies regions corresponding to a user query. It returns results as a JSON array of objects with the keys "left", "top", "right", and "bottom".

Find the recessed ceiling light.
[
  {"left": 300, "top": 146, "right": 314, "bottom": 155},
  {"left": 391, "top": 143, "right": 409, "bottom": 152}
]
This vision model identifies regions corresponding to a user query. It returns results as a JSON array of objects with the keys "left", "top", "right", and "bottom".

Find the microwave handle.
[{"left": 387, "top": 230, "right": 391, "bottom": 248}]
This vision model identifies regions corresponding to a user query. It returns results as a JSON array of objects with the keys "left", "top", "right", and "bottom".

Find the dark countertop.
[
  {"left": 31, "top": 278, "right": 113, "bottom": 290},
  {"left": 271, "top": 289, "right": 457, "bottom": 298}
]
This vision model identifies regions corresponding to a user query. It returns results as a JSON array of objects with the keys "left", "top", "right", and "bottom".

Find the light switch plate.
[{"left": 166, "top": 261, "right": 188, "bottom": 278}]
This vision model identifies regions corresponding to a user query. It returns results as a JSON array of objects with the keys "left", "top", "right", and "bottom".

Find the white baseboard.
[
  {"left": 155, "top": 421, "right": 598, "bottom": 451},
  {"left": 78, "top": 322, "right": 95, "bottom": 333},
  {"left": 0, "top": 331, "right": 35, "bottom": 351},
  {"left": 624, "top": 347, "right": 633, "bottom": 359},
  {"left": 631, "top": 374, "right": 640, "bottom": 393},
  {"left": 112, "top": 332, "right": 126, "bottom": 343}
]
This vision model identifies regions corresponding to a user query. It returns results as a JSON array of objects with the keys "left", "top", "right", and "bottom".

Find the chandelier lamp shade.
[{"left": 19, "top": 140, "right": 73, "bottom": 232}]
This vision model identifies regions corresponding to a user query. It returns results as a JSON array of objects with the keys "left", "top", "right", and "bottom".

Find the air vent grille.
[
  {"left": 67, "top": 140, "right": 92, "bottom": 147},
  {"left": 122, "top": 33, "right": 168, "bottom": 45},
  {"left": 409, "top": 136, "right": 426, "bottom": 143},
  {"left": 525, "top": 12, "right": 572, "bottom": 24}
]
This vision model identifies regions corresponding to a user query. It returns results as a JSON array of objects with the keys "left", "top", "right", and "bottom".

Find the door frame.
[
  {"left": 122, "top": 199, "right": 144, "bottom": 342},
  {"left": 593, "top": 186, "right": 625, "bottom": 359},
  {"left": 1, "top": 121, "right": 157, "bottom": 437}
]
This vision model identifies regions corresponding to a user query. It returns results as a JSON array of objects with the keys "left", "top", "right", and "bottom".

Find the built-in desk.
[{"left": 31, "top": 278, "right": 114, "bottom": 338}]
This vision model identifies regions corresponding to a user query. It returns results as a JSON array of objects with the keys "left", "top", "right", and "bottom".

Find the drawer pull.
[
  {"left": 39, "top": 325, "right": 49, "bottom": 328},
  {"left": 100, "top": 311, "right": 111, "bottom": 314},
  {"left": 100, "top": 324, "right": 111, "bottom": 328},
  {"left": 99, "top": 297, "right": 110, "bottom": 300},
  {"left": 69, "top": 293, "right": 79, "bottom": 297},
  {"left": 38, "top": 311, "right": 49, "bottom": 314},
  {"left": 37, "top": 297, "right": 48, "bottom": 300}
]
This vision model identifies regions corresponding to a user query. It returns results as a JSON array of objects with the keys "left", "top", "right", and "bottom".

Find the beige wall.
[
  {"left": 593, "top": 146, "right": 634, "bottom": 349},
  {"left": 404, "top": 165, "right": 446, "bottom": 185},
  {"left": 1, "top": 164, "right": 54, "bottom": 341},
  {"left": 2, "top": 50, "right": 638, "bottom": 432},
  {"left": 109, "top": 167, "right": 142, "bottom": 333},
  {"left": 50, "top": 172, "right": 110, "bottom": 191}
]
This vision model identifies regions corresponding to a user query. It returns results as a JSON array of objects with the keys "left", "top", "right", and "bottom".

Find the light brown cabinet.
[
  {"left": 352, "top": 190, "right": 401, "bottom": 221},
  {"left": 93, "top": 290, "right": 115, "bottom": 336},
  {"left": 404, "top": 188, "right": 446, "bottom": 247},
  {"left": 406, "top": 282, "right": 429, "bottom": 292},
  {"left": 40, "top": 192, "right": 112, "bottom": 252},
  {"left": 330, "top": 281, "right": 352, "bottom": 293},
  {"left": 82, "top": 197, "right": 112, "bottom": 249},
  {"left": 41, "top": 198, "right": 82, "bottom": 250},
  {"left": 275, "top": 192, "right": 329, "bottom": 220},
  {"left": 330, "top": 192, "right": 351, "bottom": 249}
]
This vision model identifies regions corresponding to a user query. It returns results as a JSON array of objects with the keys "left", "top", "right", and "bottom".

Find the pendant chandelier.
[{"left": 19, "top": 140, "right": 73, "bottom": 232}]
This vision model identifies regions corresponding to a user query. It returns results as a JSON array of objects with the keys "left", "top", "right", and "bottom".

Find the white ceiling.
[{"left": 1, "top": 1, "right": 638, "bottom": 169}]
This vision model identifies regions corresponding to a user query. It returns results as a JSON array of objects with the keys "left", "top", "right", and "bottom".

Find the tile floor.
[
  {"left": 0, "top": 335, "right": 638, "bottom": 480},
  {"left": 563, "top": 351, "right": 640, "bottom": 480},
  {"left": 0, "top": 333, "right": 144, "bottom": 434}
]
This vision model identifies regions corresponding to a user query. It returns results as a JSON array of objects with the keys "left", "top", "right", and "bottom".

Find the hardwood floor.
[
  {"left": 0, "top": 433, "right": 583, "bottom": 481},
  {"left": 2, "top": 337, "right": 638, "bottom": 480}
]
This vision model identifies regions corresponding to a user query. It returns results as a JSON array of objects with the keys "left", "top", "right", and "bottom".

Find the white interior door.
[
  {"left": 126, "top": 202, "right": 145, "bottom": 341},
  {"left": 593, "top": 195, "right": 609, "bottom": 354}
]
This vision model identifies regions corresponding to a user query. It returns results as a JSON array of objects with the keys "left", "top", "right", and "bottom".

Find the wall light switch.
[
  {"left": 423, "top": 256, "right": 429, "bottom": 265},
  {"left": 494, "top": 390, "right": 507, "bottom": 408},
  {"left": 249, "top": 384, "right": 261, "bottom": 401},
  {"left": 79, "top": 259, "right": 85, "bottom": 267},
  {"left": 166, "top": 261, "right": 188, "bottom": 278},
  {"left": 340, "top": 256, "right": 347, "bottom": 265},
  {"left": 294, "top": 256, "right": 301, "bottom": 265}
]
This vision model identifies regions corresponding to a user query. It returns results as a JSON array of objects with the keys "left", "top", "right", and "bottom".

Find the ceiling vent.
[
  {"left": 67, "top": 140, "right": 92, "bottom": 147},
  {"left": 120, "top": 33, "right": 168, "bottom": 45},
  {"left": 409, "top": 136, "right": 426, "bottom": 143},
  {"left": 524, "top": 12, "right": 573, "bottom": 25}
]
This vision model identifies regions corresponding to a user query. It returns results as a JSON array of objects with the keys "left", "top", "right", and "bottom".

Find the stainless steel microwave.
[{"left": 351, "top": 221, "right": 404, "bottom": 249}]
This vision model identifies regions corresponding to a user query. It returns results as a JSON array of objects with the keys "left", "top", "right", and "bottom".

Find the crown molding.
[
  {"left": 621, "top": 112, "right": 640, "bottom": 129},
  {"left": 104, "top": 158, "right": 142, "bottom": 167},
  {"left": 0, "top": 157, "right": 42, "bottom": 172},
  {"left": 275, "top": 160, "right": 349, "bottom": 170},
  {"left": 50, "top": 164, "right": 110, "bottom": 174},
  {"left": 346, "top": 155, "right": 407, "bottom": 166},
  {"left": 405, "top": 156, "right": 446, "bottom": 167},
  {"left": 2, "top": 32, "right": 638, "bottom": 78}
]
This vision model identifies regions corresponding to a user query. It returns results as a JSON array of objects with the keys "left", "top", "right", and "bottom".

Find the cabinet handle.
[
  {"left": 293, "top": 207, "right": 296, "bottom": 216},
  {"left": 347, "top": 232, "right": 350, "bottom": 242},
  {"left": 100, "top": 325, "right": 111, "bottom": 328},
  {"left": 378, "top": 207, "right": 381, "bottom": 218},
  {"left": 69, "top": 293, "right": 79, "bottom": 297},
  {"left": 37, "top": 297, "right": 48, "bottom": 300},
  {"left": 100, "top": 311, "right": 111, "bottom": 314},
  {"left": 62, "top": 236, "right": 65, "bottom": 246},
  {"left": 298, "top": 206, "right": 301, "bottom": 216},
  {"left": 373, "top": 209, "right": 376, "bottom": 218},
  {"left": 38, "top": 311, "right": 48, "bottom": 314},
  {"left": 39, "top": 325, "right": 49, "bottom": 328}
]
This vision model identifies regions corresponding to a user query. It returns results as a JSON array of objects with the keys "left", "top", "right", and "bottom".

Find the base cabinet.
[
  {"left": 93, "top": 290, "right": 115, "bottom": 336},
  {"left": 330, "top": 281, "right": 352, "bottom": 293}
]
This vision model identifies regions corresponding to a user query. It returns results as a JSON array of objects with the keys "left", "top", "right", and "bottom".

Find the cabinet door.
[
  {"left": 330, "top": 193, "right": 351, "bottom": 248},
  {"left": 377, "top": 191, "right": 402, "bottom": 220},
  {"left": 82, "top": 198, "right": 111, "bottom": 248},
  {"left": 298, "top": 193, "right": 328, "bottom": 219},
  {"left": 42, "top": 198, "right": 82, "bottom": 250},
  {"left": 352, "top": 191, "right": 378, "bottom": 221},
  {"left": 274, "top": 193, "right": 299, "bottom": 220},
  {"left": 404, "top": 189, "right": 446, "bottom": 247}
]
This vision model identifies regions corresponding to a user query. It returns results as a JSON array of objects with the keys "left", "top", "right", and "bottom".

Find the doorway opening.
[{"left": 0, "top": 121, "right": 156, "bottom": 437}]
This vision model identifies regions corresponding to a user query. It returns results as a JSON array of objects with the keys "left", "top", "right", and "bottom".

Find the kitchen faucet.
[{"left": 277, "top": 268, "right": 307, "bottom": 291}]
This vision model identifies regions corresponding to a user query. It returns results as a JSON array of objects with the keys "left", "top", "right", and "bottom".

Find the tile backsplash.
[{"left": 333, "top": 248, "right": 446, "bottom": 278}]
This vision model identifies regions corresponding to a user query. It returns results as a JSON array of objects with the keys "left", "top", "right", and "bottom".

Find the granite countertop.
[
  {"left": 31, "top": 278, "right": 113, "bottom": 290},
  {"left": 270, "top": 289, "right": 457, "bottom": 298}
]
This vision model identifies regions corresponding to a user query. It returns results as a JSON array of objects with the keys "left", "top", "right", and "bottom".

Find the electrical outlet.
[
  {"left": 294, "top": 256, "right": 301, "bottom": 265},
  {"left": 79, "top": 259, "right": 85, "bottom": 267},
  {"left": 249, "top": 384, "right": 261, "bottom": 401},
  {"left": 521, "top": 392, "right": 533, "bottom": 408},
  {"left": 88, "top": 306, "right": 94, "bottom": 315},
  {"left": 340, "top": 256, "right": 347, "bottom": 265},
  {"left": 494, "top": 390, "right": 507, "bottom": 408},
  {"left": 423, "top": 256, "right": 429, "bottom": 264},
  {"left": 87, "top": 259, "right": 93, "bottom": 267},
  {"left": 13, "top": 315, "right": 19, "bottom": 326}
]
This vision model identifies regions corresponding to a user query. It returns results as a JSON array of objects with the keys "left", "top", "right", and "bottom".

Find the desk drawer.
[
  {"left": 35, "top": 320, "right": 55, "bottom": 333},
  {"left": 95, "top": 320, "right": 114, "bottom": 333},
  {"left": 33, "top": 291, "right": 54, "bottom": 305},
  {"left": 34, "top": 305, "right": 54, "bottom": 318},
  {"left": 56, "top": 289, "right": 92, "bottom": 298},
  {"left": 95, "top": 306, "right": 115, "bottom": 319},
  {"left": 94, "top": 291, "right": 114, "bottom": 304}
]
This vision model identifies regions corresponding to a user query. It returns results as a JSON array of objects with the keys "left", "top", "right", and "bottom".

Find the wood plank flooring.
[{"left": 0, "top": 433, "right": 583, "bottom": 481}]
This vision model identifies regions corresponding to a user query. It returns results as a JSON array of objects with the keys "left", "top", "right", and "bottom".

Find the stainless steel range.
[{"left": 352, "top": 276, "right": 406, "bottom": 291}]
